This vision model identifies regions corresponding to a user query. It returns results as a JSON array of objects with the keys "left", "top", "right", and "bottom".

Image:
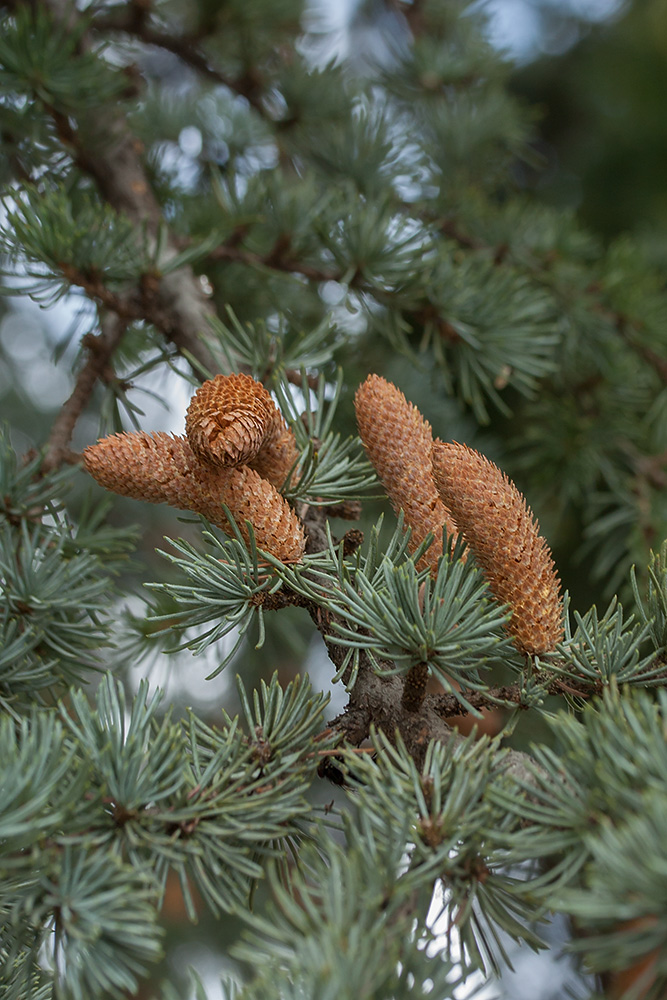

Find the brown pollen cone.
[
  {"left": 354, "top": 375, "right": 457, "bottom": 573},
  {"left": 431, "top": 441, "right": 563, "bottom": 655},
  {"left": 185, "top": 373, "right": 299, "bottom": 488},
  {"left": 83, "top": 431, "right": 305, "bottom": 562}
]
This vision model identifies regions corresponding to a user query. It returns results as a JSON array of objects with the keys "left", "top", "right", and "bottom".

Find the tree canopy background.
[{"left": 1, "top": 1, "right": 666, "bottom": 998}]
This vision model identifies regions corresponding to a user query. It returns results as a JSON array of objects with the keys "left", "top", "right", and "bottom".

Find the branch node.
[{"left": 402, "top": 662, "right": 429, "bottom": 713}]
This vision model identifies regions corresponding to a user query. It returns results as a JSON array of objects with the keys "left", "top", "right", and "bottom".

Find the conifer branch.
[
  {"left": 430, "top": 677, "right": 590, "bottom": 717},
  {"left": 4, "top": 2, "right": 667, "bottom": 993},
  {"left": 429, "top": 217, "right": 665, "bottom": 395},
  {"left": 614, "top": 312, "right": 667, "bottom": 386},
  {"left": 207, "top": 240, "right": 343, "bottom": 284},
  {"left": 54, "top": 263, "right": 145, "bottom": 321},
  {"left": 36, "top": 0, "right": 220, "bottom": 379},
  {"left": 90, "top": 7, "right": 269, "bottom": 118},
  {"left": 325, "top": 663, "right": 542, "bottom": 789},
  {"left": 253, "top": 574, "right": 485, "bottom": 762},
  {"left": 256, "top": 573, "right": 544, "bottom": 775}
]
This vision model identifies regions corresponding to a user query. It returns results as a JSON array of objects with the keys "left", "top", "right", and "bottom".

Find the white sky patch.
[
  {"left": 303, "top": 631, "right": 349, "bottom": 716},
  {"left": 302, "top": 0, "right": 360, "bottom": 62},
  {"left": 168, "top": 942, "right": 238, "bottom": 1000},
  {"left": 22, "top": 357, "right": 73, "bottom": 412},
  {"left": 481, "top": 0, "right": 542, "bottom": 61},
  {"left": 480, "top": 0, "right": 627, "bottom": 62},
  {"left": 0, "top": 307, "right": 74, "bottom": 411},
  {"left": 179, "top": 125, "right": 203, "bottom": 158},
  {"left": 119, "top": 594, "right": 237, "bottom": 710},
  {"left": 0, "top": 309, "right": 46, "bottom": 363},
  {"left": 427, "top": 881, "right": 498, "bottom": 999}
]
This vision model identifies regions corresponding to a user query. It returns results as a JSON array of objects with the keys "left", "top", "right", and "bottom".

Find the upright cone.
[
  {"left": 355, "top": 375, "right": 457, "bottom": 573},
  {"left": 432, "top": 441, "right": 563, "bottom": 655}
]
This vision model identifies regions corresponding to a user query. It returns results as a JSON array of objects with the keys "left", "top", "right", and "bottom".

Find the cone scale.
[{"left": 185, "top": 373, "right": 299, "bottom": 488}]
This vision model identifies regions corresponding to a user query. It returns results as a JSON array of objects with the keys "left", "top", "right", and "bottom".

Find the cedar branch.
[
  {"left": 41, "top": 0, "right": 220, "bottom": 380},
  {"left": 90, "top": 9, "right": 268, "bottom": 117}
]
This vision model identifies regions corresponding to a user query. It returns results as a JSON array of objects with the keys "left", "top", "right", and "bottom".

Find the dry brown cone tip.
[
  {"left": 83, "top": 431, "right": 305, "bottom": 562},
  {"left": 185, "top": 373, "right": 300, "bottom": 489},
  {"left": 354, "top": 374, "right": 457, "bottom": 574},
  {"left": 432, "top": 440, "right": 563, "bottom": 655}
]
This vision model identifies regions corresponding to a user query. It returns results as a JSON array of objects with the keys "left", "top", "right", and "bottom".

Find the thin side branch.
[
  {"left": 615, "top": 315, "right": 667, "bottom": 387},
  {"left": 207, "top": 241, "right": 342, "bottom": 284},
  {"left": 90, "top": 9, "right": 268, "bottom": 117},
  {"left": 42, "top": 314, "right": 127, "bottom": 472}
]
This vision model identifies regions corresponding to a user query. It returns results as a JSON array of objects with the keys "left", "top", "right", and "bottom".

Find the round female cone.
[
  {"left": 185, "top": 373, "right": 299, "bottom": 488},
  {"left": 83, "top": 431, "right": 305, "bottom": 562},
  {"left": 355, "top": 374, "right": 457, "bottom": 573},
  {"left": 431, "top": 441, "right": 563, "bottom": 655}
]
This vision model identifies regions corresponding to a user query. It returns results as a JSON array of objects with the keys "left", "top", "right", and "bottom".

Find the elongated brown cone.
[
  {"left": 83, "top": 431, "right": 305, "bottom": 562},
  {"left": 355, "top": 375, "right": 457, "bottom": 573},
  {"left": 432, "top": 441, "right": 563, "bottom": 655},
  {"left": 185, "top": 373, "right": 299, "bottom": 488}
]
